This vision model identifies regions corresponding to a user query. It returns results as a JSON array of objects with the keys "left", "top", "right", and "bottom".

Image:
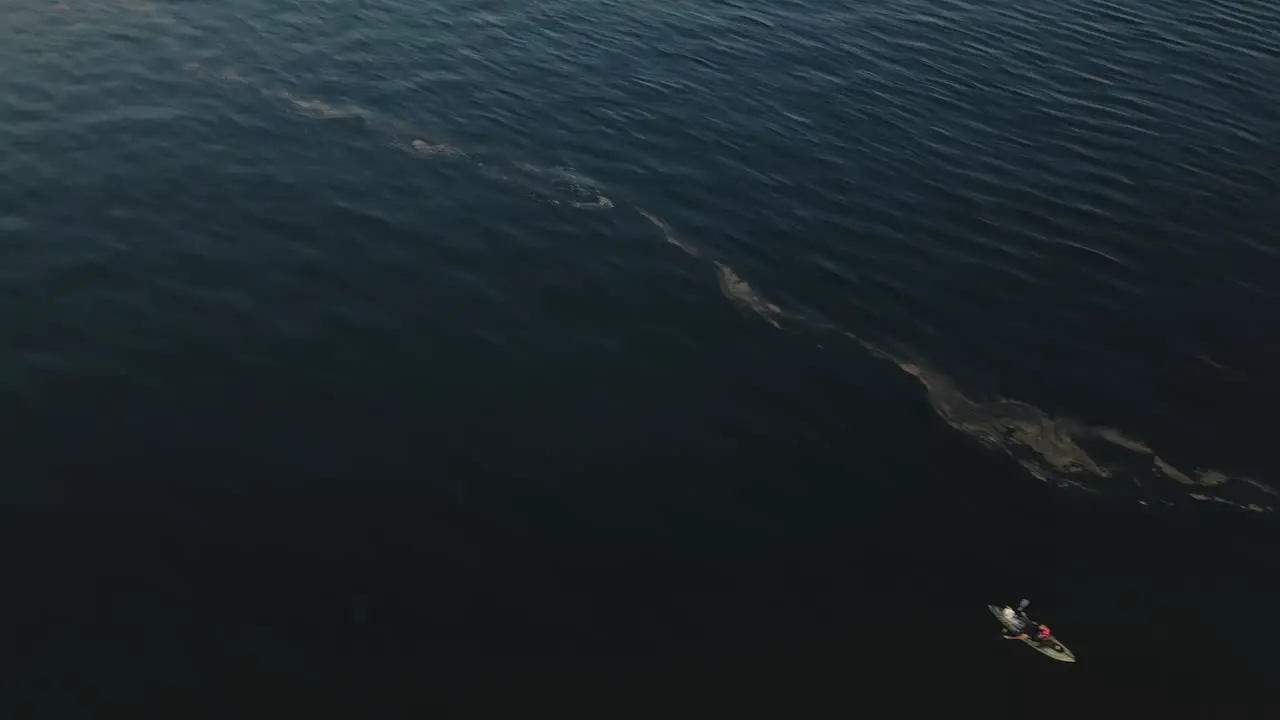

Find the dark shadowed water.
[{"left": 2, "top": 0, "right": 1278, "bottom": 715}]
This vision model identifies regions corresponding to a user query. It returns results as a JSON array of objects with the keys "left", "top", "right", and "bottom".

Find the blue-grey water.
[{"left": 2, "top": 0, "right": 1279, "bottom": 714}]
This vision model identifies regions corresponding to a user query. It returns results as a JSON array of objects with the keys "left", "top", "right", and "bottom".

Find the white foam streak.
[{"left": 180, "top": 52, "right": 1275, "bottom": 515}]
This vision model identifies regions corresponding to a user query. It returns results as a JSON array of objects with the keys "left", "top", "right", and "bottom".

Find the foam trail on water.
[
  {"left": 630, "top": 207, "right": 1272, "bottom": 511},
  {"left": 88, "top": 0, "right": 1274, "bottom": 514},
  {"left": 635, "top": 207, "right": 701, "bottom": 258},
  {"left": 189, "top": 63, "right": 612, "bottom": 211},
  {"left": 493, "top": 162, "right": 614, "bottom": 210},
  {"left": 187, "top": 63, "right": 468, "bottom": 157},
  {"left": 635, "top": 208, "right": 789, "bottom": 327},
  {"left": 714, "top": 262, "right": 785, "bottom": 329},
  {"left": 409, "top": 138, "right": 467, "bottom": 158},
  {"left": 836, "top": 333, "right": 1274, "bottom": 511}
]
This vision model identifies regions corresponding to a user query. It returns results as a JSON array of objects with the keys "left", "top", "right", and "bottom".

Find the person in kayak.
[{"left": 1003, "top": 604, "right": 1033, "bottom": 628}]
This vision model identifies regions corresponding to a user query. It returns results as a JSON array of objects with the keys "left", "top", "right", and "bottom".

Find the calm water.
[{"left": 2, "top": 0, "right": 1278, "bottom": 714}]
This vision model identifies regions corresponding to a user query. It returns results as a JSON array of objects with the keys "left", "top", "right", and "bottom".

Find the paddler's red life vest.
[{"left": 1037, "top": 625, "right": 1051, "bottom": 640}]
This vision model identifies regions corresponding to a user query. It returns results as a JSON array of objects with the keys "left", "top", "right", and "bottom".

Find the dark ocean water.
[{"left": 2, "top": 0, "right": 1279, "bottom": 715}]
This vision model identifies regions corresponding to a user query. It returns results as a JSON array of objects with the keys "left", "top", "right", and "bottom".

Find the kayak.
[{"left": 989, "top": 604, "right": 1076, "bottom": 663}]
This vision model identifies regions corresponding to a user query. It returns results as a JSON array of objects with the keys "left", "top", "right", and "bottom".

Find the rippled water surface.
[{"left": 2, "top": 0, "right": 1278, "bottom": 713}]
